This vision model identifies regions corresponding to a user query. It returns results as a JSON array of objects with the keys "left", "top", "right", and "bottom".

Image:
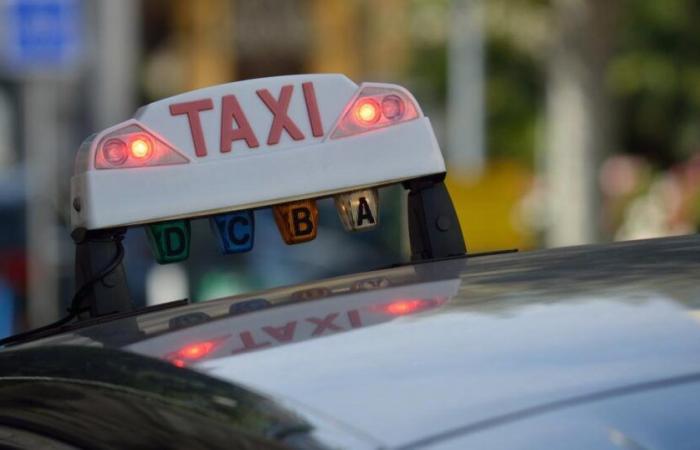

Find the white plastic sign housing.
[{"left": 71, "top": 74, "right": 445, "bottom": 230}]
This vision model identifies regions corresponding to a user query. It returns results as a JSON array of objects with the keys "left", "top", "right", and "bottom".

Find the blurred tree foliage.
[
  {"left": 611, "top": 0, "right": 700, "bottom": 167},
  {"left": 485, "top": 37, "right": 542, "bottom": 165},
  {"left": 408, "top": 0, "right": 449, "bottom": 107},
  {"left": 410, "top": 0, "right": 544, "bottom": 166},
  {"left": 410, "top": 0, "right": 700, "bottom": 169}
]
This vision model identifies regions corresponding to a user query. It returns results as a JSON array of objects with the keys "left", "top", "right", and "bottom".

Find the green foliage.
[
  {"left": 408, "top": 31, "right": 542, "bottom": 166},
  {"left": 408, "top": 0, "right": 700, "bottom": 168},
  {"left": 409, "top": 44, "right": 448, "bottom": 106},
  {"left": 610, "top": 0, "right": 700, "bottom": 165},
  {"left": 486, "top": 36, "right": 543, "bottom": 165}
]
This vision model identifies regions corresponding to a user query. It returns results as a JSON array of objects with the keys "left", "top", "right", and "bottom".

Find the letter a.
[{"left": 220, "top": 94, "right": 260, "bottom": 152}]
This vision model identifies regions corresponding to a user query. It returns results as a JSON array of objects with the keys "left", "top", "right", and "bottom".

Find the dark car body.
[{"left": 3, "top": 235, "right": 700, "bottom": 448}]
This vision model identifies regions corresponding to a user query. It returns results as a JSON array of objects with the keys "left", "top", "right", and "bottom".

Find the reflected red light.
[
  {"left": 178, "top": 341, "right": 216, "bottom": 360},
  {"left": 374, "top": 298, "right": 447, "bottom": 316},
  {"left": 171, "top": 358, "right": 186, "bottom": 368},
  {"left": 385, "top": 299, "right": 425, "bottom": 315}
]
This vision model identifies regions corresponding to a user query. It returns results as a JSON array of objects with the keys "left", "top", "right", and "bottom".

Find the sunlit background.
[{"left": 0, "top": 0, "right": 699, "bottom": 336}]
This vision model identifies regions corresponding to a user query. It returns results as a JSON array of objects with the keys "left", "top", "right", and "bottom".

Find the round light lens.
[
  {"left": 382, "top": 95, "right": 404, "bottom": 120},
  {"left": 354, "top": 98, "right": 381, "bottom": 124},
  {"left": 102, "top": 139, "right": 128, "bottom": 166},
  {"left": 130, "top": 136, "right": 153, "bottom": 159}
]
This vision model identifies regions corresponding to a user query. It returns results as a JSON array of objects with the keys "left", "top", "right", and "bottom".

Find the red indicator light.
[
  {"left": 102, "top": 139, "right": 128, "bottom": 166},
  {"left": 178, "top": 341, "right": 216, "bottom": 360},
  {"left": 354, "top": 99, "right": 380, "bottom": 125},
  {"left": 130, "top": 136, "right": 152, "bottom": 159},
  {"left": 330, "top": 86, "right": 420, "bottom": 139},
  {"left": 94, "top": 122, "right": 190, "bottom": 169},
  {"left": 381, "top": 95, "right": 404, "bottom": 120}
]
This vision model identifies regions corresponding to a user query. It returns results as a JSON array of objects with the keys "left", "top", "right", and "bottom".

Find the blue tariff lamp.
[{"left": 209, "top": 210, "right": 255, "bottom": 254}]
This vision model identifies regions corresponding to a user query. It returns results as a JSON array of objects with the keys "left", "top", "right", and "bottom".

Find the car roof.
[{"left": 15, "top": 234, "right": 700, "bottom": 447}]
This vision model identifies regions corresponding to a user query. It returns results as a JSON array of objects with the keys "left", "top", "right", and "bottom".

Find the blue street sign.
[{"left": 0, "top": 0, "right": 84, "bottom": 73}]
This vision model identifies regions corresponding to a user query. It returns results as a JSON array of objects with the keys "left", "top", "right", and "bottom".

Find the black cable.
[
  {"left": 68, "top": 233, "right": 125, "bottom": 315},
  {"left": 0, "top": 234, "right": 125, "bottom": 348}
]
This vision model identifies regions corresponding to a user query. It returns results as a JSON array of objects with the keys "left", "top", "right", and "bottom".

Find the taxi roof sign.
[
  {"left": 71, "top": 74, "right": 445, "bottom": 231},
  {"left": 0, "top": 75, "right": 465, "bottom": 345}
]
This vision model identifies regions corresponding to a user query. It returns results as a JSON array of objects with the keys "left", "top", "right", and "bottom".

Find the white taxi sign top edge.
[
  {"left": 132, "top": 73, "right": 354, "bottom": 117},
  {"left": 70, "top": 74, "right": 446, "bottom": 230}
]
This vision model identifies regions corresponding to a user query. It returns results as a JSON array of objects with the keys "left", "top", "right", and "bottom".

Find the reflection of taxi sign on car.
[
  {"left": 68, "top": 74, "right": 466, "bottom": 317},
  {"left": 129, "top": 277, "right": 461, "bottom": 365}
]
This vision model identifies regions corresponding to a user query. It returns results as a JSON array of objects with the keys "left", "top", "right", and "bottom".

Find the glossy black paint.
[{"left": 0, "top": 346, "right": 316, "bottom": 449}]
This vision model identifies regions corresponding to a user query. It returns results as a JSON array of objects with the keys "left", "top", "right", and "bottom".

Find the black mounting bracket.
[
  {"left": 403, "top": 173, "right": 467, "bottom": 261},
  {"left": 71, "top": 227, "right": 132, "bottom": 320}
]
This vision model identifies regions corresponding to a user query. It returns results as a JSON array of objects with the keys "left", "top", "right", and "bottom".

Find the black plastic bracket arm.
[
  {"left": 71, "top": 227, "right": 132, "bottom": 319},
  {"left": 403, "top": 174, "right": 467, "bottom": 261}
]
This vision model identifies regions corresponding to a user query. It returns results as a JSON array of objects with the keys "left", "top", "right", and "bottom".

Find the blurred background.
[{"left": 1, "top": 0, "right": 699, "bottom": 336}]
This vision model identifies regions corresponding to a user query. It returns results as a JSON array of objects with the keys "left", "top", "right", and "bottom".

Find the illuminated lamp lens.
[
  {"left": 381, "top": 95, "right": 404, "bottom": 120},
  {"left": 102, "top": 139, "right": 128, "bottom": 166},
  {"left": 354, "top": 98, "right": 380, "bottom": 124},
  {"left": 130, "top": 136, "right": 152, "bottom": 159}
]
